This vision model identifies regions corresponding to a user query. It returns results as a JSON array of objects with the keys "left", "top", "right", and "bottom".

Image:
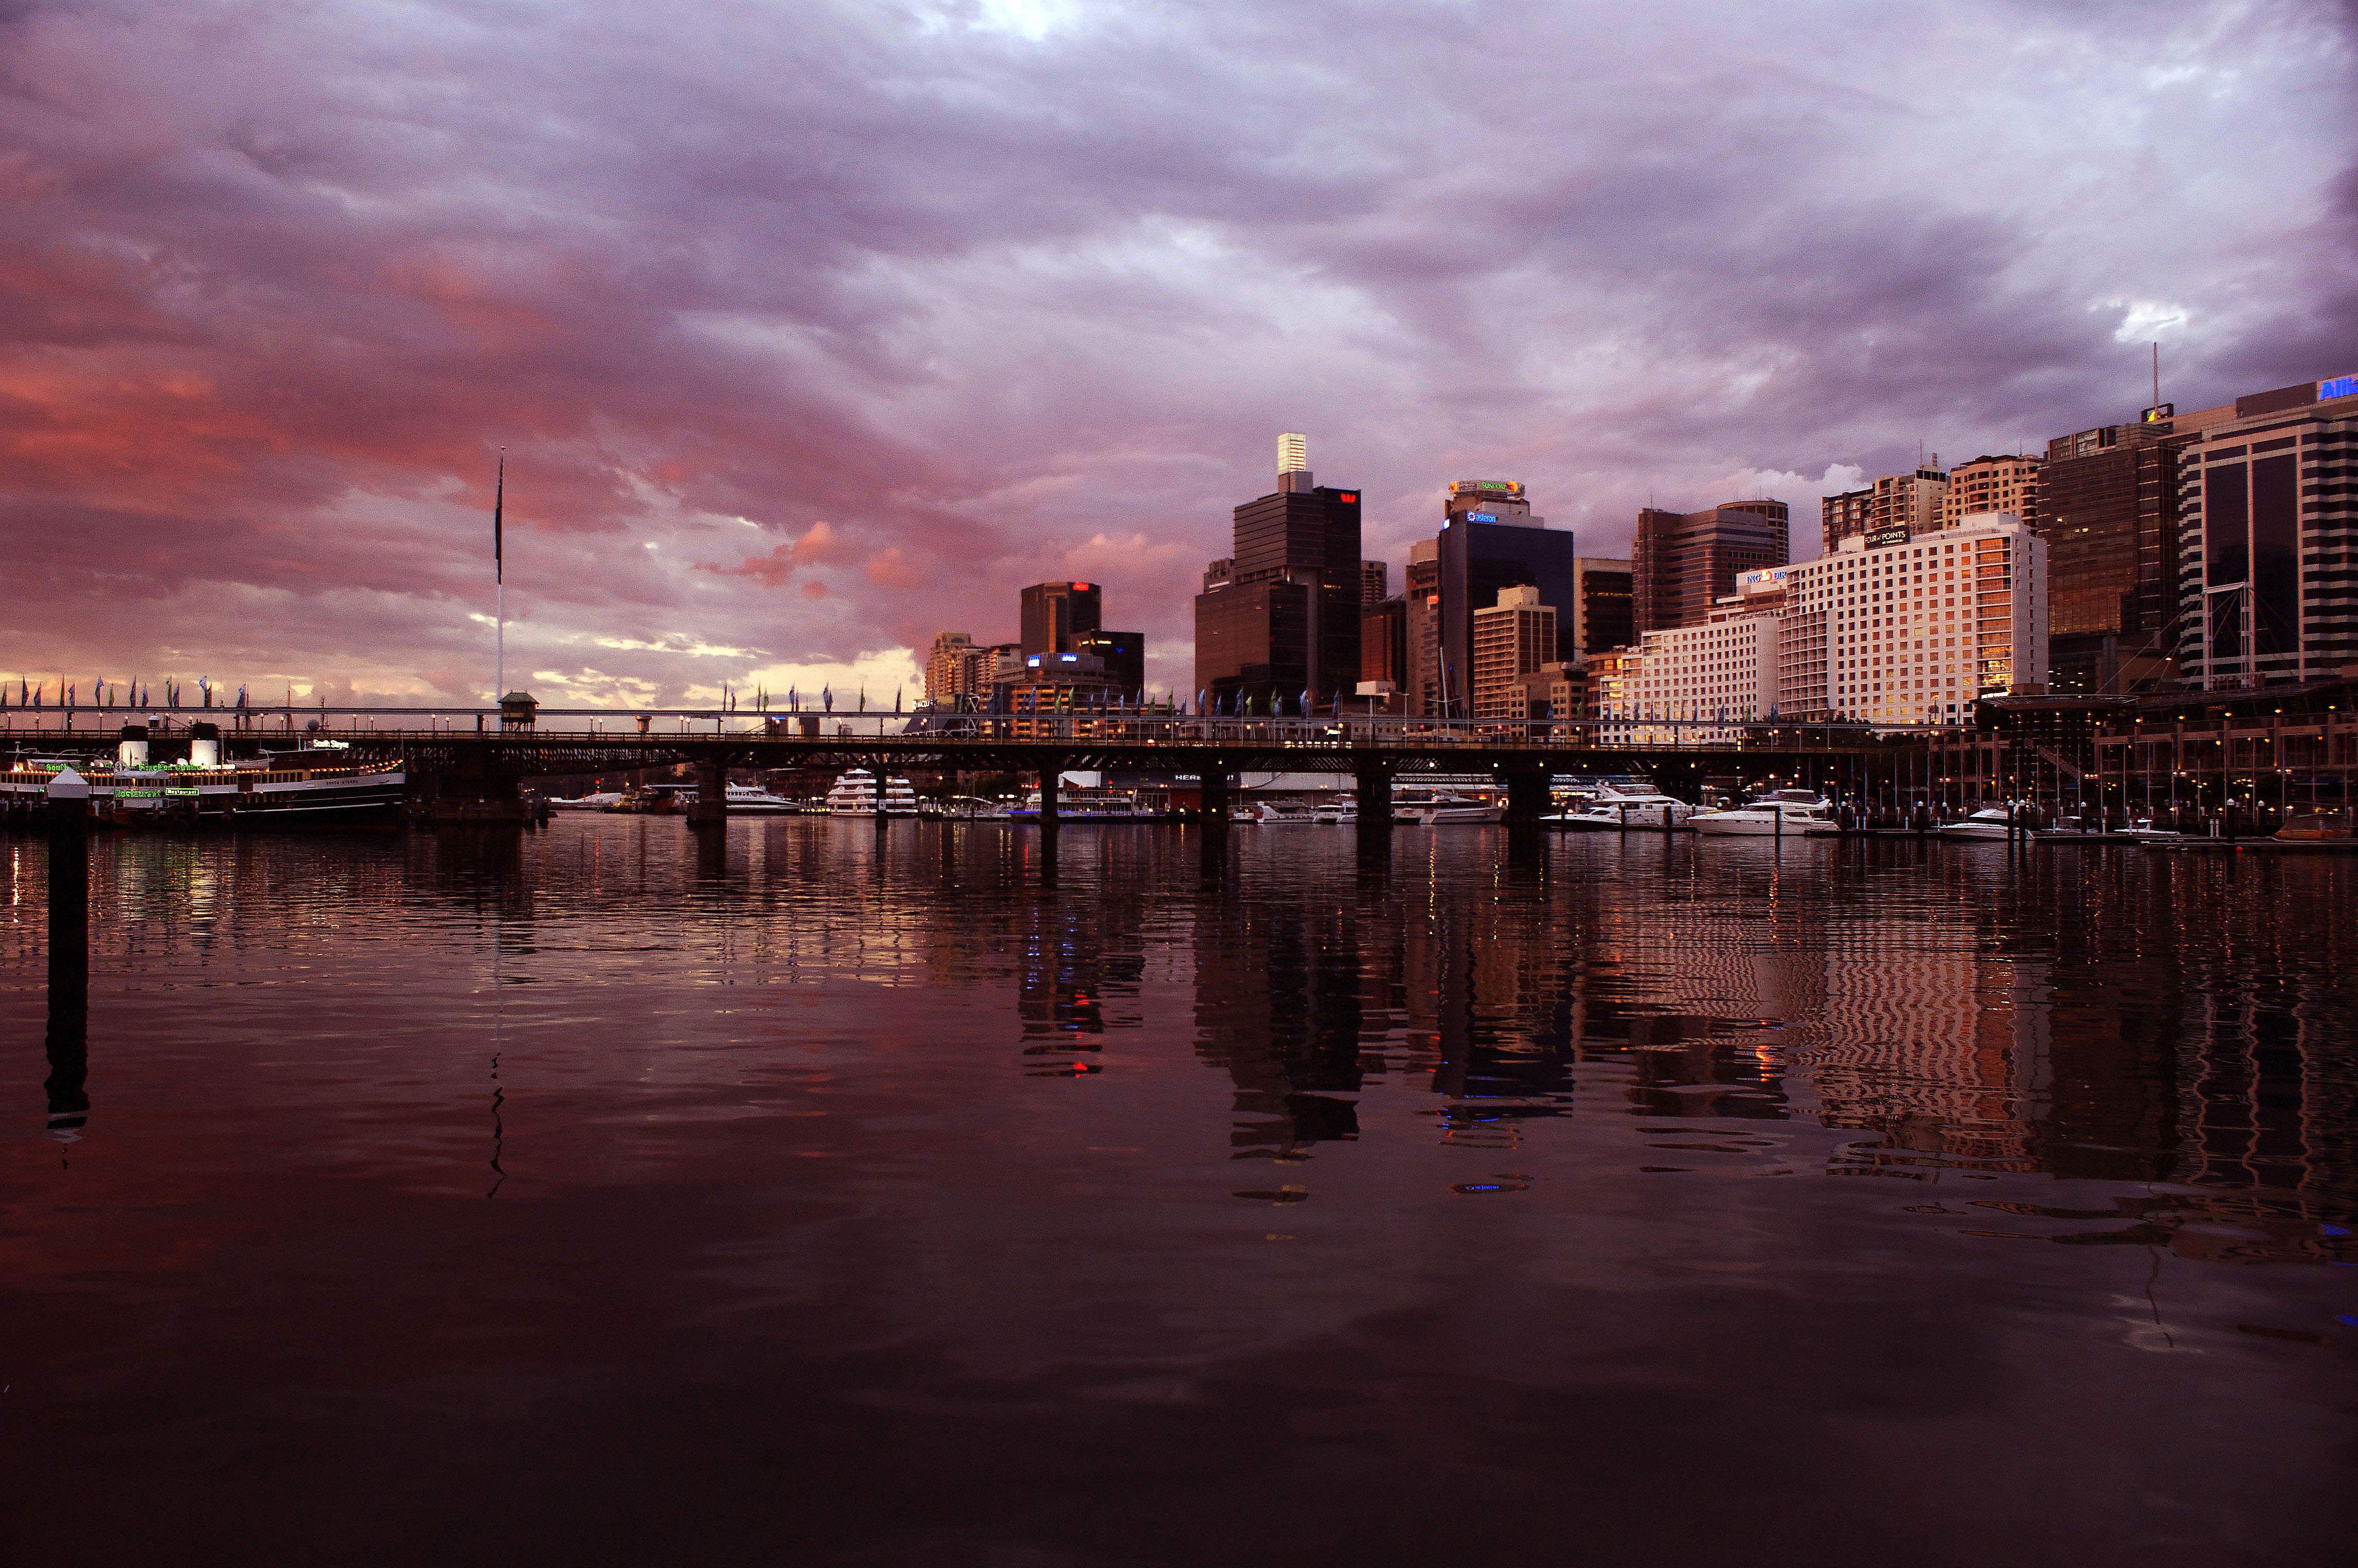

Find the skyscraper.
[
  {"left": 1360, "top": 559, "right": 1388, "bottom": 605},
  {"left": 1194, "top": 435, "right": 1364, "bottom": 710},
  {"left": 2175, "top": 375, "right": 2358, "bottom": 688},
  {"left": 2039, "top": 420, "right": 2200, "bottom": 694},
  {"left": 1565, "top": 557, "right": 1634, "bottom": 656},
  {"left": 1633, "top": 500, "right": 1788, "bottom": 635},
  {"left": 1020, "top": 581, "right": 1102, "bottom": 658},
  {"left": 1434, "top": 480, "right": 1579, "bottom": 716}
]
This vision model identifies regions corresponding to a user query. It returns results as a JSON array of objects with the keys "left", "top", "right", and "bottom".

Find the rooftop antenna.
[{"left": 2153, "top": 341, "right": 2161, "bottom": 414}]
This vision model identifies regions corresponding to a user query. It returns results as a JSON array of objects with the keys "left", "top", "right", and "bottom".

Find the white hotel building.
[{"left": 1596, "top": 513, "right": 2046, "bottom": 736}]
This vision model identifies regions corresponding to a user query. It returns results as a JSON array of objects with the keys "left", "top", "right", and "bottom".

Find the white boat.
[
  {"left": 550, "top": 791, "right": 626, "bottom": 811},
  {"left": 826, "top": 769, "right": 919, "bottom": 815},
  {"left": 1013, "top": 785, "right": 1141, "bottom": 819},
  {"left": 722, "top": 782, "right": 797, "bottom": 815},
  {"left": 1393, "top": 786, "right": 1505, "bottom": 825},
  {"left": 1937, "top": 804, "right": 2018, "bottom": 841},
  {"left": 1549, "top": 781, "right": 1693, "bottom": 830},
  {"left": 1313, "top": 801, "right": 1357, "bottom": 825},
  {"left": 1691, "top": 790, "right": 1833, "bottom": 836},
  {"left": 927, "top": 795, "right": 1011, "bottom": 820},
  {"left": 1255, "top": 800, "right": 1321, "bottom": 824}
]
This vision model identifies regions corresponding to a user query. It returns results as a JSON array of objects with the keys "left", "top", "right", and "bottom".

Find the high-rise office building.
[
  {"left": 1633, "top": 500, "right": 1788, "bottom": 635},
  {"left": 1360, "top": 597, "right": 1407, "bottom": 691},
  {"left": 1566, "top": 557, "right": 1634, "bottom": 656},
  {"left": 1020, "top": 581, "right": 1102, "bottom": 658},
  {"left": 2039, "top": 420, "right": 2203, "bottom": 694},
  {"left": 1067, "top": 629, "right": 1144, "bottom": 695},
  {"left": 2175, "top": 375, "right": 2358, "bottom": 688},
  {"left": 1434, "top": 479, "right": 1580, "bottom": 716},
  {"left": 1360, "top": 559, "right": 1388, "bottom": 605},
  {"left": 1195, "top": 436, "right": 1364, "bottom": 709},
  {"left": 1404, "top": 539, "right": 1442, "bottom": 717}
]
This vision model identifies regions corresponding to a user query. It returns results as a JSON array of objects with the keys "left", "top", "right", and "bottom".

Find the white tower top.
[{"left": 1278, "top": 433, "right": 1308, "bottom": 475}]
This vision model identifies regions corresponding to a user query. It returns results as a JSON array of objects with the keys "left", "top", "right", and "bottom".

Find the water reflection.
[{"left": 2, "top": 816, "right": 2350, "bottom": 1562}]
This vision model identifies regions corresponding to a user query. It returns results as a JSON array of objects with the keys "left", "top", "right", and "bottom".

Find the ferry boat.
[
  {"left": 1691, "top": 789, "right": 1832, "bottom": 836},
  {"left": 1, "top": 725, "right": 404, "bottom": 828},
  {"left": 1012, "top": 784, "right": 1142, "bottom": 819},
  {"left": 826, "top": 769, "right": 919, "bottom": 815},
  {"left": 1549, "top": 781, "right": 1693, "bottom": 830}
]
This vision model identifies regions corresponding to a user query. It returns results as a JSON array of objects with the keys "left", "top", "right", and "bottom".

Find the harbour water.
[{"left": 2, "top": 818, "right": 2351, "bottom": 1564}]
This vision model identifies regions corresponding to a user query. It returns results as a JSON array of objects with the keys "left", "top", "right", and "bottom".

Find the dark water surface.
[{"left": 3, "top": 818, "right": 2352, "bottom": 1565}]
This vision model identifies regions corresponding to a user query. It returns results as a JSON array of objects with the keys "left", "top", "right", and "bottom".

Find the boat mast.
[{"left": 493, "top": 449, "right": 506, "bottom": 703}]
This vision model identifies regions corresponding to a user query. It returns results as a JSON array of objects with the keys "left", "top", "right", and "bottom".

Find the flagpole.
[{"left": 493, "top": 449, "right": 506, "bottom": 702}]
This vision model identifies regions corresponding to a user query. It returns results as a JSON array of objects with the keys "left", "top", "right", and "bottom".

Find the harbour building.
[
  {"left": 2173, "top": 375, "right": 2358, "bottom": 688},
  {"left": 1596, "top": 512, "right": 2048, "bottom": 733}
]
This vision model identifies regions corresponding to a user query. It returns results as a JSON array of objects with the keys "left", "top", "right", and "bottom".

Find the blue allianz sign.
[{"left": 2323, "top": 375, "right": 2358, "bottom": 401}]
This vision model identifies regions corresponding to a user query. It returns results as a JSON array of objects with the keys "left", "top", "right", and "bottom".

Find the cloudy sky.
[{"left": 3, "top": 0, "right": 2353, "bottom": 707}]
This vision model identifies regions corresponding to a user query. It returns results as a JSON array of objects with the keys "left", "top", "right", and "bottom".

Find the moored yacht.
[
  {"left": 1937, "top": 804, "right": 2019, "bottom": 841},
  {"left": 721, "top": 782, "right": 797, "bottom": 814},
  {"left": 1392, "top": 786, "right": 1505, "bottom": 825},
  {"left": 1690, "top": 789, "right": 1832, "bottom": 836},
  {"left": 1550, "top": 781, "right": 1693, "bottom": 830}
]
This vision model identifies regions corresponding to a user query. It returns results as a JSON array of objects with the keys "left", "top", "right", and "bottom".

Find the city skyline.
[{"left": 1, "top": 3, "right": 2352, "bottom": 707}]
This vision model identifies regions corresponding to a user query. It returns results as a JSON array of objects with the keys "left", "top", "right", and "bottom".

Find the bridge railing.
[{"left": 0, "top": 705, "right": 1966, "bottom": 750}]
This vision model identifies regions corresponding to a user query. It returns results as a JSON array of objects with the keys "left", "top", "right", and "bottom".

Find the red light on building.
[
  {"left": 1338, "top": 493, "right": 1357, "bottom": 502},
  {"left": 1071, "top": 582, "right": 1091, "bottom": 590}
]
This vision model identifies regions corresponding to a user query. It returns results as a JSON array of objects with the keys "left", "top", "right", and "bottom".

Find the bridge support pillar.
[
  {"left": 1504, "top": 765, "right": 1551, "bottom": 825},
  {"left": 1199, "top": 768, "right": 1229, "bottom": 825},
  {"left": 687, "top": 756, "right": 728, "bottom": 825},
  {"left": 1354, "top": 763, "right": 1392, "bottom": 834},
  {"left": 1037, "top": 757, "right": 1064, "bottom": 830}
]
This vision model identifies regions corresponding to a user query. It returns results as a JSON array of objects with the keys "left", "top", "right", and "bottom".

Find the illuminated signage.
[
  {"left": 2141, "top": 403, "right": 2174, "bottom": 422},
  {"left": 2324, "top": 375, "right": 2358, "bottom": 401},
  {"left": 1466, "top": 511, "right": 1497, "bottom": 523},
  {"left": 1337, "top": 492, "right": 1358, "bottom": 502},
  {"left": 1738, "top": 567, "right": 1789, "bottom": 593},
  {"left": 1866, "top": 526, "right": 1912, "bottom": 548},
  {"left": 1070, "top": 581, "right": 1090, "bottom": 590},
  {"left": 1447, "top": 480, "right": 1523, "bottom": 496}
]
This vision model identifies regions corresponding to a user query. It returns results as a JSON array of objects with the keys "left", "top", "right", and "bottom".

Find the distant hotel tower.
[
  {"left": 1633, "top": 498, "right": 1788, "bottom": 634},
  {"left": 1194, "top": 434, "right": 1363, "bottom": 711}
]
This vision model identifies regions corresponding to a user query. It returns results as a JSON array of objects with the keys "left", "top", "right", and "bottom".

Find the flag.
[{"left": 493, "top": 450, "right": 505, "bottom": 584}]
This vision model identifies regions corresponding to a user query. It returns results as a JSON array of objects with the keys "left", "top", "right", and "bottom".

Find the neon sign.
[{"left": 2324, "top": 376, "right": 2357, "bottom": 400}]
